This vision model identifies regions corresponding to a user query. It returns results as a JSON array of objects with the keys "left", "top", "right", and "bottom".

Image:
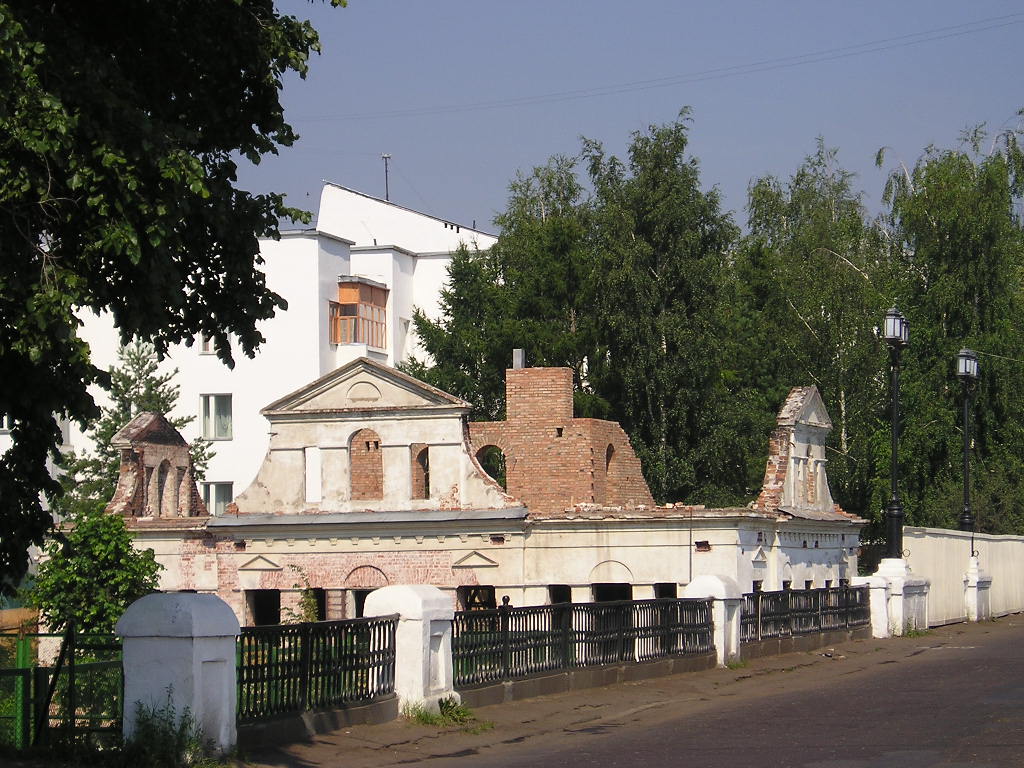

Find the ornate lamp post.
[
  {"left": 956, "top": 349, "right": 980, "bottom": 542},
  {"left": 883, "top": 307, "right": 909, "bottom": 559}
]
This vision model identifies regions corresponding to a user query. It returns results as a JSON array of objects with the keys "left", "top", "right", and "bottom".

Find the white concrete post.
[
  {"left": 363, "top": 585, "right": 457, "bottom": 713},
  {"left": 964, "top": 556, "right": 992, "bottom": 622},
  {"left": 873, "top": 558, "right": 930, "bottom": 635},
  {"left": 116, "top": 593, "right": 240, "bottom": 754},
  {"left": 850, "top": 575, "right": 891, "bottom": 639},
  {"left": 682, "top": 575, "right": 742, "bottom": 667}
]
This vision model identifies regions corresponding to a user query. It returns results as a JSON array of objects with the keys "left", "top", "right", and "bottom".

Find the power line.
[{"left": 298, "top": 13, "right": 1022, "bottom": 123}]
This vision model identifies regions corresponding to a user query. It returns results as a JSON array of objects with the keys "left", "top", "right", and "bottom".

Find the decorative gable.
[
  {"left": 238, "top": 555, "right": 282, "bottom": 571},
  {"left": 452, "top": 551, "right": 499, "bottom": 568},
  {"left": 262, "top": 357, "right": 470, "bottom": 416}
]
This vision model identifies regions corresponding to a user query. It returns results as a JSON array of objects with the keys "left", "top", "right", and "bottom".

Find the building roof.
[{"left": 110, "top": 412, "right": 187, "bottom": 450}]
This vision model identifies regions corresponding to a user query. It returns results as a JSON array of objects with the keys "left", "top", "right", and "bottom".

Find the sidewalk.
[{"left": 243, "top": 616, "right": 1022, "bottom": 767}]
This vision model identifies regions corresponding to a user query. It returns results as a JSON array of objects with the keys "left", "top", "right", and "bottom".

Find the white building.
[{"left": 70, "top": 183, "right": 496, "bottom": 516}]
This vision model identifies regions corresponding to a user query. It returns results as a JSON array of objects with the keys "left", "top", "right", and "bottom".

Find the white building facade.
[{"left": 68, "top": 184, "right": 496, "bottom": 514}]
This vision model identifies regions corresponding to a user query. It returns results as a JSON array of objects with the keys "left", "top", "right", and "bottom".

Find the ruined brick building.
[{"left": 113, "top": 358, "right": 864, "bottom": 625}]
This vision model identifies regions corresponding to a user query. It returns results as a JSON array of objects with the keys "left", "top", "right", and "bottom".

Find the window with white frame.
[
  {"left": 202, "top": 482, "right": 233, "bottom": 516},
  {"left": 200, "top": 335, "right": 216, "bottom": 355},
  {"left": 201, "top": 394, "right": 232, "bottom": 440},
  {"left": 0, "top": 416, "right": 11, "bottom": 433}
]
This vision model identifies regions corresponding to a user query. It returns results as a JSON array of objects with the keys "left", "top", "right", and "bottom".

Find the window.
[
  {"left": 201, "top": 394, "right": 232, "bottom": 440},
  {"left": 199, "top": 335, "right": 216, "bottom": 355},
  {"left": 411, "top": 445, "right": 430, "bottom": 499},
  {"left": 329, "top": 279, "right": 388, "bottom": 349},
  {"left": 0, "top": 416, "right": 11, "bottom": 433},
  {"left": 202, "top": 482, "right": 233, "bottom": 516}
]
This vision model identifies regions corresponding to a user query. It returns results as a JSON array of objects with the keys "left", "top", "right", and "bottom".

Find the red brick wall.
[
  {"left": 350, "top": 428, "right": 383, "bottom": 500},
  {"left": 470, "top": 367, "right": 654, "bottom": 515},
  {"left": 505, "top": 367, "right": 573, "bottom": 422},
  {"left": 754, "top": 428, "right": 789, "bottom": 513}
]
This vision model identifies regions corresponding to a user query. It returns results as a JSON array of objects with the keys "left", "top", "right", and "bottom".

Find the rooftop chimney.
[{"left": 512, "top": 348, "right": 526, "bottom": 369}]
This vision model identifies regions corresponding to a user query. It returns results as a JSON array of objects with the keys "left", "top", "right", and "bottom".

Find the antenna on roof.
[{"left": 381, "top": 153, "right": 391, "bottom": 201}]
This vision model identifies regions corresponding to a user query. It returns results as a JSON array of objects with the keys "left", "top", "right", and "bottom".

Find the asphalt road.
[{"left": 249, "top": 617, "right": 1024, "bottom": 768}]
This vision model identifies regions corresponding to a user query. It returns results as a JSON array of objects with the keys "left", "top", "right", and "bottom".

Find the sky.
[{"left": 236, "top": 1, "right": 1023, "bottom": 234}]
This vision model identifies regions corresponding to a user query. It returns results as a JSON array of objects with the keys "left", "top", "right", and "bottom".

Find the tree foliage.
[
  {"left": 415, "top": 111, "right": 1024, "bottom": 537},
  {"left": 410, "top": 156, "right": 600, "bottom": 419},
  {"left": 878, "top": 125, "right": 1024, "bottom": 532},
  {"left": 584, "top": 112, "right": 741, "bottom": 502},
  {"left": 53, "top": 341, "right": 212, "bottom": 520},
  {"left": 0, "top": 1, "right": 343, "bottom": 592},
  {"left": 28, "top": 506, "right": 162, "bottom": 634}
]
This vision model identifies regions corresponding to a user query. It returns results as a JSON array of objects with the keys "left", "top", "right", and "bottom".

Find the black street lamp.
[
  {"left": 956, "top": 348, "right": 980, "bottom": 542},
  {"left": 883, "top": 307, "right": 909, "bottom": 559}
]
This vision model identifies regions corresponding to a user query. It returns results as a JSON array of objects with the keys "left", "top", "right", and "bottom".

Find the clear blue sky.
[{"left": 238, "top": 1, "right": 1022, "bottom": 233}]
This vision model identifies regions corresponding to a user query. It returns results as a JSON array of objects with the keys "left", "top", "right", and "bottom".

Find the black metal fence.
[
  {"left": 740, "top": 586, "right": 870, "bottom": 643},
  {"left": 237, "top": 615, "right": 398, "bottom": 722},
  {"left": 452, "top": 598, "right": 714, "bottom": 689}
]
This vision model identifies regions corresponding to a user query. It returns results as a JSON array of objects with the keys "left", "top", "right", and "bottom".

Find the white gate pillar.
[
  {"left": 364, "top": 584, "right": 457, "bottom": 713},
  {"left": 682, "top": 575, "right": 742, "bottom": 667},
  {"left": 964, "top": 556, "right": 992, "bottom": 622},
  {"left": 851, "top": 575, "right": 891, "bottom": 639},
  {"left": 116, "top": 593, "right": 240, "bottom": 753}
]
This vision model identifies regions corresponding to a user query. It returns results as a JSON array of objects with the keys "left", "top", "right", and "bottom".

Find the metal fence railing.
[
  {"left": 740, "top": 586, "right": 870, "bottom": 643},
  {"left": 0, "top": 632, "right": 122, "bottom": 750},
  {"left": 237, "top": 615, "right": 398, "bottom": 723},
  {"left": 452, "top": 598, "right": 714, "bottom": 689}
]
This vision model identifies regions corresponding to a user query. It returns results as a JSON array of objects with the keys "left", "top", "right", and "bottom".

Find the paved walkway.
[{"left": 244, "top": 616, "right": 1024, "bottom": 768}]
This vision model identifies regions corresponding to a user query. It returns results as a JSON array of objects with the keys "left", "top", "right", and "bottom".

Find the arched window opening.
[
  {"left": 350, "top": 428, "right": 383, "bottom": 500},
  {"left": 476, "top": 445, "right": 507, "bottom": 491},
  {"left": 411, "top": 445, "right": 430, "bottom": 499},
  {"left": 155, "top": 460, "right": 170, "bottom": 518}
]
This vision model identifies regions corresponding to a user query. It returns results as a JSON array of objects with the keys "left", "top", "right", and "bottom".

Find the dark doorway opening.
[
  {"left": 247, "top": 589, "right": 281, "bottom": 626},
  {"left": 653, "top": 583, "right": 677, "bottom": 599},
  {"left": 592, "top": 583, "right": 632, "bottom": 602}
]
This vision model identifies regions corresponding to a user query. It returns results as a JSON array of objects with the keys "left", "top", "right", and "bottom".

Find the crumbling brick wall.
[{"left": 470, "top": 367, "right": 654, "bottom": 515}]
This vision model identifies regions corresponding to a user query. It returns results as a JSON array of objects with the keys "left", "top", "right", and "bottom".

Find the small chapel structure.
[{"left": 112, "top": 357, "right": 864, "bottom": 625}]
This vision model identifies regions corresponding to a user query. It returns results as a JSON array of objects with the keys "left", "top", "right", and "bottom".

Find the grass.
[
  {"left": 726, "top": 659, "right": 748, "bottom": 670},
  {"left": 402, "top": 697, "right": 493, "bottom": 734}
]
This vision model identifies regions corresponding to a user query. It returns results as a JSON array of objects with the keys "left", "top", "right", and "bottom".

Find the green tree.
[
  {"left": 878, "top": 124, "right": 1024, "bottom": 532},
  {"left": 0, "top": 0, "right": 344, "bottom": 593},
  {"left": 54, "top": 341, "right": 212, "bottom": 519},
  {"left": 28, "top": 507, "right": 162, "bottom": 634},
  {"left": 584, "top": 110, "right": 741, "bottom": 503},
  {"left": 733, "top": 139, "right": 892, "bottom": 524},
  {"left": 410, "top": 156, "right": 599, "bottom": 419}
]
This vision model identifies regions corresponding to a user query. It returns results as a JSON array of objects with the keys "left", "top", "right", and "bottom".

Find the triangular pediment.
[
  {"left": 752, "top": 546, "right": 768, "bottom": 563},
  {"left": 262, "top": 357, "right": 470, "bottom": 414},
  {"left": 239, "top": 555, "right": 282, "bottom": 571},
  {"left": 452, "top": 550, "right": 499, "bottom": 568}
]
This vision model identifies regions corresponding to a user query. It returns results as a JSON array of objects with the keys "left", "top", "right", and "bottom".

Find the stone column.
[
  {"left": 116, "top": 593, "right": 240, "bottom": 753},
  {"left": 964, "top": 556, "right": 992, "bottom": 622},
  {"left": 682, "top": 575, "right": 742, "bottom": 667},
  {"left": 363, "top": 585, "right": 457, "bottom": 713}
]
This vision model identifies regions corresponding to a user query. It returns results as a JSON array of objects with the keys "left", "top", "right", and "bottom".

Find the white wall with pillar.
[
  {"left": 682, "top": 574, "right": 741, "bottom": 667},
  {"left": 363, "top": 584, "right": 457, "bottom": 713},
  {"left": 116, "top": 593, "right": 241, "bottom": 754}
]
